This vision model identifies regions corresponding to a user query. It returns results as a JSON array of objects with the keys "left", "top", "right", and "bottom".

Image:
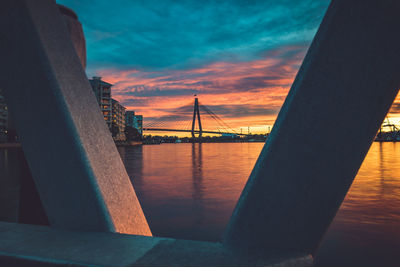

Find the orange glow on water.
[
  {"left": 316, "top": 142, "right": 400, "bottom": 265},
  {"left": 117, "top": 142, "right": 400, "bottom": 264}
]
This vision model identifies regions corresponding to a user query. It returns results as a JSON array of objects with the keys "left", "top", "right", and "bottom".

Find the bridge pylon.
[{"left": 191, "top": 97, "right": 202, "bottom": 138}]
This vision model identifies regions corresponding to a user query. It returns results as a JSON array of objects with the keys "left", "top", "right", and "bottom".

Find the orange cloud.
[
  {"left": 94, "top": 45, "right": 307, "bottom": 136},
  {"left": 90, "top": 45, "right": 389, "bottom": 135}
]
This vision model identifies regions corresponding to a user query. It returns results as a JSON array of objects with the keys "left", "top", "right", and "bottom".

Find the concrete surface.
[
  {"left": 0, "top": 0, "right": 151, "bottom": 236},
  {"left": 225, "top": 0, "right": 400, "bottom": 255},
  {"left": 0, "top": 222, "right": 312, "bottom": 267},
  {"left": 0, "top": 4, "right": 86, "bottom": 227}
]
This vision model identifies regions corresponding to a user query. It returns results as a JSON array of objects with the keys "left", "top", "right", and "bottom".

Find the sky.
[{"left": 57, "top": 0, "right": 400, "bottom": 135}]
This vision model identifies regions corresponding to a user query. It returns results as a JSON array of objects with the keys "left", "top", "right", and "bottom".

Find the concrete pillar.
[
  {"left": 224, "top": 0, "right": 400, "bottom": 256},
  {"left": 0, "top": 0, "right": 151, "bottom": 236}
]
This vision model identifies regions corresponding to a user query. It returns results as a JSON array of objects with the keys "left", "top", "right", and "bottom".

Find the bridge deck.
[{"left": 142, "top": 128, "right": 249, "bottom": 136}]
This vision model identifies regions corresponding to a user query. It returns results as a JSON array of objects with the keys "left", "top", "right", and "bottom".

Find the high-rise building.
[
  {"left": 125, "top": 111, "right": 143, "bottom": 135},
  {"left": 89, "top": 77, "right": 144, "bottom": 142},
  {"left": 111, "top": 98, "right": 126, "bottom": 141},
  {"left": 0, "top": 89, "right": 8, "bottom": 141},
  {"left": 125, "top": 110, "right": 135, "bottom": 126},
  {"left": 89, "top": 77, "right": 112, "bottom": 129}
]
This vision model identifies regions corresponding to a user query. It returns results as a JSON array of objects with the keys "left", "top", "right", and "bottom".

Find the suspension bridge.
[{"left": 143, "top": 97, "right": 252, "bottom": 137}]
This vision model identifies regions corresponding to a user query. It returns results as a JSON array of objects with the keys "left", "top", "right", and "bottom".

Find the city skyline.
[{"left": 57, "top": 0, "right": 400, "bottom": 134}]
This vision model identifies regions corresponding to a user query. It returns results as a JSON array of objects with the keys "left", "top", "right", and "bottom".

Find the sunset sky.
[{"left": 58, "top": 0, "right": 400, "bottom": 135}]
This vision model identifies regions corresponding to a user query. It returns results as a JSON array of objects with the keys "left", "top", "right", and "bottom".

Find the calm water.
[
  {"left": 1, "top": 143, "right": 399, "bottom": 266},
  {"left": 118, "top": 142, "right": 400, "bottom": 267}
]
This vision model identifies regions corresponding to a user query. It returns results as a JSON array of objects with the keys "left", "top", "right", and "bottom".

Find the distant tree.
[
  {"left": 125, "top": 126, "right": 142, "bottom": 141},
  {"left": 111, "top": 122, "right": 120, "bottom": 138}
]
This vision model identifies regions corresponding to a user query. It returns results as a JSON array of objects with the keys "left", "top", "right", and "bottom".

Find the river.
[
  {"left": 118, "top": 142, "right": 400, "bottom": 267},
  {"left": 1, "top": 142, "right": 399, "bottom": 266}
]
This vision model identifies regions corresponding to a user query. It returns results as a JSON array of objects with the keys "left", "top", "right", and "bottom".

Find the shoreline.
[{"left": 0, "top": 143, "right": 21, "bottom": 148}]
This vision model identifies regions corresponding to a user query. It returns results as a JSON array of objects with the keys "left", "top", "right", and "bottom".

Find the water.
[
  {"left": 314, "top": 142, "right": 400, "bottom": 266},
  {"left": 1, "top": 142, "right": 399, "bottom": 266},
  {"left": 118, "top": 142, "right": 259, "bottom": 241},
  {"left": 117, "top": 142, "right": 400, "bottom": 266},
  {"left": 0, "top": 148, "right": 22, "bottom": 222}
]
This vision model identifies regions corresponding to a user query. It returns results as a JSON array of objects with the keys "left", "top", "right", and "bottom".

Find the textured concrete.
[
  {"left": 0, "top": 222, "right": 312, "bottom": 267},
  {"left": 0, "top": 0, "right": 151, "bottom": 236},
  {"left": 0, "top": 4, "right": 86, "bottom": 227},
  {"left": 225, "top": 0, "right": 400, "bottom": 256}
]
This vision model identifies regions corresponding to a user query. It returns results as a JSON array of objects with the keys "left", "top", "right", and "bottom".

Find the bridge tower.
[{"left": 191, "top": 97, "right": 202, "bottom": 138}]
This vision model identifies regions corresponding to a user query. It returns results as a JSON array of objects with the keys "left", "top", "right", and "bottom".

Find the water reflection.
[
  {"left": 119, "top": 142, "right": 400, "bottom": 266},
  {"left": 0, "top": 148, "right": 21, "bottom": 222},
  {"left": 315, "top": 142, "right": 400, "bottom": 267},
  {"left": 0, "top": 148, "right": 48, "bottom": 225},
  {"left": 1, "top": 142, "right": 397, "bottom": 265},
  {"left": 191, "top": 143, "right": 204, "bottom": 227},
  {"left": 379, "top": 143, "right": 384, "bottom": 198},
  {"left": 118, "top": 143, "right": 258, "bottom": 241},
  {"left": 118, "top": 145, "right": 144, "bottom": 189}
]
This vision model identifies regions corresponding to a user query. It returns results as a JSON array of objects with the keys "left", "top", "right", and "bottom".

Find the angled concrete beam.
[
  {"left": 225, "top": 0, "right": 400, "bottom": 255},
  {"left": 0, "top": 0, "right": 151, "bottom": 236},
  {"left": 0, "top": 222, "right": 312, "bottom": 267}
]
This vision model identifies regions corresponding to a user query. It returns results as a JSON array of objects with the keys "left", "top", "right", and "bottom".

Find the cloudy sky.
[{"left": 57, "top": 0, "right": 400, "bottom": 134}]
